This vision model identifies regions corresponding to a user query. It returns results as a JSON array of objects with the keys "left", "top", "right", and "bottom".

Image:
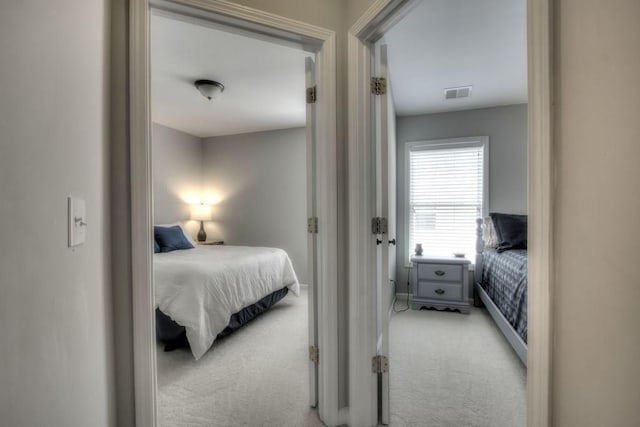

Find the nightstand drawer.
[
  {"left": 416, "top": 282, "right": 463, "bottom": 301},
  {"left": 417, "top": 263, "right": 462, "bottom": 283}
]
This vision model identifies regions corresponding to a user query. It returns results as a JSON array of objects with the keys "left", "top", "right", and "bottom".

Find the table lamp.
[{"left": 191, "top": 204, "right": 212, "bottom": 242}]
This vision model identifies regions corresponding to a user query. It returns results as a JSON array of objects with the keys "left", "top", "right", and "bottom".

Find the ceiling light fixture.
[{"left": 194, "top": 79, "right": 225, "bottom": 100}]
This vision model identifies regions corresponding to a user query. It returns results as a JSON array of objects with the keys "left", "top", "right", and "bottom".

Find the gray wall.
[
  {"left": 0, "top": 1, "right": 115, "bottom": 426},
  {"left": 152, "top": 123, "right": 203, "bottom": 239},
  {"left": 395, "top": 104, "right": 528, "bottom": 291},
  {"left": 148, "top": 124, "right": 308, "bottom": 283},
  {"left": 202, "top": 128, "right": 309, "bottom": 284}
]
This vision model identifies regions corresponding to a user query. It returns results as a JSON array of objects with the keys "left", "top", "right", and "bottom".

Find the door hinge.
[
  {"left": 372, "top": 355, "right": 389, "bottom": 373},
  {"left": 371, "top": 217, "right": 388, "bottom": 235},
  {"left": 306, "top": 86, "right": 317, "bottom": 104},
  {"left": 309, "top": 345, "right": 319, "bottom": 364},
  {"left": 371, "top": 77, "right": 387, "bottom": 95},
  {"left": 308, "top": 217, "right": 318, "bottom": 234}
]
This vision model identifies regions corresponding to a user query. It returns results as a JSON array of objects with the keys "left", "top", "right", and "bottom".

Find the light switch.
[{"left": 68, "top": 196, "right": 87, "bottom": 247}]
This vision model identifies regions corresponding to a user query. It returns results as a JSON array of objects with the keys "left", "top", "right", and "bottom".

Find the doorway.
[
  {"left": 348, "top": 0, "right": 553, "bottom": 426},
  {"left": 129, "top": 0, "right": 339, "bottom": 425},
  {"left": 150, "top": 8, "right": 317, "bottom": 424}
]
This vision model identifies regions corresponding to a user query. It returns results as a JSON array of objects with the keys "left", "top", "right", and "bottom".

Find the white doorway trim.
[
  {"left": 129, "top": 1, "right": 338, "bottom": 426},
  {"left": 347, "top": 0, "right": 554, "bottom": 426}
]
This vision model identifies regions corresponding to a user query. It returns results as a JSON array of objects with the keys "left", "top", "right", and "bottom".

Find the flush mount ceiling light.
[{"left": 194, "top": 79, "right": 225, "bottom": 100}]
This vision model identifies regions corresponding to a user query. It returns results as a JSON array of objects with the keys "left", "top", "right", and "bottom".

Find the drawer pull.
[
  {"left": 435, "top": 270, "right": 445, "bottom": 276},
  {"left": 435, "top": 288, "right": 445, "bottom": 295}
]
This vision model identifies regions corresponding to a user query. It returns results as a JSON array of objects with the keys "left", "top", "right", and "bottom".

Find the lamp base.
[{"left": 197, "top": 220, "right": 207, "bottom": 242}]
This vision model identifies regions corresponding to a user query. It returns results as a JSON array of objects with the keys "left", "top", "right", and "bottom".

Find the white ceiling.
[
  {"left": 385, "top": 0, "right": 527, "bottom": 116},
  {"left": 151, "top": 12, "right": 309, "bottom": 138},
  {"left": 151, "top": 1, "right": 526, "bottom": 136}
]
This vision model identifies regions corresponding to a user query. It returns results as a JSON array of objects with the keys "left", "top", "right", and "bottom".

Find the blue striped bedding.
[{"left": 480, "top": 248, "right": 528, "bottom": 343}]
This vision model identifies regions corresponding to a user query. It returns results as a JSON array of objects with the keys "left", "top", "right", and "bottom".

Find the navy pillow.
[
  {"left": 154, "top": 225, "right": 195, "bottom": 252},
  {"left": 153, "top": 238, "right": 161, "bottom": 254},
  {"left": 489, "top": 213, "right": 527, "bottom": 253}
]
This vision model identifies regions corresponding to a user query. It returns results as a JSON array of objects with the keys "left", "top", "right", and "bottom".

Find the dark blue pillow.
[
  {"left": 489, "top": 213, "right": 527, "bottom": 253},
  {"left": 154, "top": 238, "right": 161, "bottom": 254},
  {"left": 154, "top": 225, "right": 195, "bottom": 252}
]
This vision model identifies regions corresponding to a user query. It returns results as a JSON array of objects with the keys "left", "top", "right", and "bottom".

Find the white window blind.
[{"left": 409, "top": 142, "right": 485, "bottom": 258}]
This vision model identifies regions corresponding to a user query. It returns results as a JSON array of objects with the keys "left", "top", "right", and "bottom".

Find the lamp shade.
[{"left": 191, "top": 204, "right": 212, "bottom": 221}]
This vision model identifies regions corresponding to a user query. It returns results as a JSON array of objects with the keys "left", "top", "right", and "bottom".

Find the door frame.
[
  {"left": 347, "top": 0, "right": 554, "bottom": 426},
  {"left": 129, "top": 1, "right": 338, "bottom": 425}
]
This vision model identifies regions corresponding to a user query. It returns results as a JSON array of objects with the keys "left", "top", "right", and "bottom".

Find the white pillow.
[
  {"left": 155, "top": 222, "right": 197, "bottom": 247},
  {"left": 483, "top": 217, "right": 499, "bottom": 248}
]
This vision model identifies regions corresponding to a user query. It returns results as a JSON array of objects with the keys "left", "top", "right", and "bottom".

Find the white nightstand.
[{"left": 410, "top": 255, "right": 471, "bottom": 314}]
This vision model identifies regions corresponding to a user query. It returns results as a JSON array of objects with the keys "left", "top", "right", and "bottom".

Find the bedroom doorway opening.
[
  {"left": 136, "top": 1, "right": 338, "bottom": 425},
  {"left": 373, "top": 1, "right": 528, "bottom": 425},
  {"left": 150, "top": 8, "right": 316, "bottom": 426},
  {"left": 347, "top": 0, "right": 551, "bottom": 424}
]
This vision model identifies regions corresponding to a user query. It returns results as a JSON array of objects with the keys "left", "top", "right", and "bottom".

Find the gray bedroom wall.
[
  {"left": 0, "top": 1, "right": 115, "bottom": 426},
  {"left": 395, "top": 104, "right": 528, "bottom": 292},
  {"left": 151, "top": 123, "right": 203, "bottom": 239},
  {"left": 201, "top": 127, "right": 309, "bottom": 284}
]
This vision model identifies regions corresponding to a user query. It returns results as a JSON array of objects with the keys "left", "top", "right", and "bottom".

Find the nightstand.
[
  {"left": 197, "top": 240, "right": 224, "bottom": 245},
  {"left": 410, "top": 255, "right": 471, "bottom": 314}
]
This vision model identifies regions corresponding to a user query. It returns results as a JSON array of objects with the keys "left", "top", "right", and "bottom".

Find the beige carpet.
[
  {"left": 156, "top": 287, "right": 323, "bottom": 427},
  {"left": 157, "top": 290, "right": 526, "bottom": 427},
  {"left": 389, "top": 305, "right": 526, "bottom": 427}
]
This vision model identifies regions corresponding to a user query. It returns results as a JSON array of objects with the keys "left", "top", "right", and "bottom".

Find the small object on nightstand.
[
  {"left": 410, "top": 255, "right": 471, "bottom": 314},
  {"left": 198, "top": 240, "right": 224, "bottom": 245}
]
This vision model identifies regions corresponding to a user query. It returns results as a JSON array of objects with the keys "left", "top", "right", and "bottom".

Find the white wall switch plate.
[{"left": 68, "top": 196, "right": 87, "bottom": 247}]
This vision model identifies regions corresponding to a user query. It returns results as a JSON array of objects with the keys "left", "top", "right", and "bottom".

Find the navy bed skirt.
[{"left": 156, "top": 286, "right": 290, "bottom": 351}]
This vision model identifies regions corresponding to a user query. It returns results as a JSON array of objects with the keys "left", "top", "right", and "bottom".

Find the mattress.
[
  {"left": 480, "top": 248, "right": 528, "bottom": 342},
  {"left": 154, "top": 245, "right": 300, "bottom": 359}
]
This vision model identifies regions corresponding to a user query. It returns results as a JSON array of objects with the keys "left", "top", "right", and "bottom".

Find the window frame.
[{"left": 404, "top": 136, "right": 489, "bottom": 260}]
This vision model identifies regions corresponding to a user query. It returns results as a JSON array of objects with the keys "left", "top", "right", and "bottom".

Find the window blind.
[{"left": 409, "top": 144, "right": 484, "bottom": 258}]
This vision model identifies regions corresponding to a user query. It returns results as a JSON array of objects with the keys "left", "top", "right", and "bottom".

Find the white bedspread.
[{"left": 154, "top": 245, "right": 300, "bottom": 359}]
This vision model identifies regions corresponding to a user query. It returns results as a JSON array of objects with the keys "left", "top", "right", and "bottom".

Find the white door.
[
  {"left": 305, "top": 56, "right": 319, "bottom": 408},
  {"left": 373, "top": 43, "right": 392, "bottom": 425}
]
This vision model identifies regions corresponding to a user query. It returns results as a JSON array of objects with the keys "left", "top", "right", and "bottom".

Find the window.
[{"left": 406, "top": 137, "right": 488, "bottom": 259}]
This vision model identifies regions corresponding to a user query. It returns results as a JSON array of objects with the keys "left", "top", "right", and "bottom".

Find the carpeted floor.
[
  {"left": 157, "top": 290, "right": 526, "bottom": 427},
  {"left": 156, "top": 287, "right": 323, "bottom": 427},
  {"left": 389, "top": 304, "right": 526, "bottom": 427}
]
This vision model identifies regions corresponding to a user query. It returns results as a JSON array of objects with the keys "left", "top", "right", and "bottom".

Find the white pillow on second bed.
[{"left": 483, "top": 217, "right": 500, "bottom": 248}]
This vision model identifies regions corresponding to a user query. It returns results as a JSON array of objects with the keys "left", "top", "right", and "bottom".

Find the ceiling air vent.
[{"left": 444, "top": 86, "right": 472, "bottom": 100}]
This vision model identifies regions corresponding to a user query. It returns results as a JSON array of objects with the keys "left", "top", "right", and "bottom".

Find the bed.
[
  {"left": 154, "top": 244, "right": 300, "bottom": 360},
  {"left": 474, "top": 216, "right": 528, "bottom": 366}
]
